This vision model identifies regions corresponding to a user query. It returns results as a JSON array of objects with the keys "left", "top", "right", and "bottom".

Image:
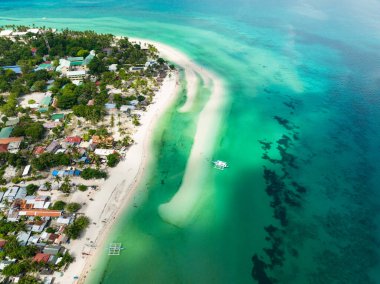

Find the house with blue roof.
[{"left": 1, "top": 65, "right": 22, "bottom": 74}]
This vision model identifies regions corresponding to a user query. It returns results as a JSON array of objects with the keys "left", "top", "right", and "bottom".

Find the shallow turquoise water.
[{"left": 1, "top": 1, "right": 380, "bottom": 283}]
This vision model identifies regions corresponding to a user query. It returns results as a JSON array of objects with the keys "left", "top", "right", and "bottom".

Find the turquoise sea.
[{"left": 1, "top": 1, "right": 380, "bottom": 283}]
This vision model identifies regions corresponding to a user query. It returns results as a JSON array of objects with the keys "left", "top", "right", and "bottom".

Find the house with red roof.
[
  {"left": 65, "top": 136, "right": 82, "bottom": 145},
  {"left": 33, "top": 253, "right": 50, "bottom": 263},
  {"left": 33, "top": 146, "right": 45, "bottom": 155}
]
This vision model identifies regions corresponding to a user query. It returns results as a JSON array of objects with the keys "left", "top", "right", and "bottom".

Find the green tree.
[
  {"left": 24, "top": 122, "right": 45, "bottom": 142},
  {"left": 19, "top": 276, "right": 41, "bottom": 284},
  {"left": 51, "top": 200, "right": 66, "bottom": 210},
  {"left": 65, "top": 202, "right": 81, "bottom": 213},
  {"left": 32, "top": 80, "right": 46, "bottom": 92},
  {"left": 107, "top": 153, "right": 120, "bottom": 167},
  {"left": 88, "top": 56, "right": 106, "bottom": 75},
  {"left": 26, "top": 184, "right": 38, "bottom": 195}
]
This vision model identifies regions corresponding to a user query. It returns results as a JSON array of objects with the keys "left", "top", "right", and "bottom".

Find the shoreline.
[
  {"left": 56, "top": 71, "right": 180, "bottom": 284},
  {"left": 57, "top": 37, "right": 226, "bottom": 284}
]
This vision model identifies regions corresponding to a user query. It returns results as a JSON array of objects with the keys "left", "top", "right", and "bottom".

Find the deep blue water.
[{"left": 1, "top": 1, "right": 380, "bottom": 283}]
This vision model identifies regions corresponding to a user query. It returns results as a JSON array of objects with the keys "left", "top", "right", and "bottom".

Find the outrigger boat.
[{"left": 213, "top": 160, "right": 229, "bottom": 170}]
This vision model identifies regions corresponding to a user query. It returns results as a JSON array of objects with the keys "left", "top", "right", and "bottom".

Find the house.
[
  {"left": 129, "top": 66, "right": 144, "bottom": 72},
  {"left": 0, "top": 137, "right": 24, "bottom": 153},
  {"left": 1, "top": 66, "right": 22, "bottom": 74},
  {"left": 43, "top": 121, "right": 60, "bottom": 129},
  {"left": 120, "top": 105, "right": 136, "bottom": 112},
  {"left": 65, "top": 136, "right": 82, "bottom": 145},
  {"left": 27, "top": 28, "right": 40, "bottom": 34},
  {"left": 40, "top": 96, "right": 52, "bottom": 107},
  {"left": 22, "top": 165, "right": 31, "bottom": 176},
  {"left": 7, "top": 139, "right": 22, "bottom": 153},
  {"left": 51, "top": 169, "right": 81, "bottom": 177},
  {"left": 7, "top": 209, "right": 20, "bottom": 222},
  {"left": 56, "top": 58, "right": 71, "bottom": 73},
  {"left": 130, "top": 100, "right": 139, "bottom": 106},
  {"left": 79, "top": 141, "right": 96, "bottom": 151},
  {"left": 0, "top": 260, "right": 14, "bottom": 271},
  {"left": 66, "top": 70, "right": 86, "bottom": 84},
  {"left": 105, "top": 103, "right": 116, "bottom": 110},
  {"left": 0, "top": 239, "right": 6, "bottom": 250},
  {"left": 144, "top": 60, "right": 157, "bottom": 70},
  {"left": 109, "top": 64, "right": 118, "bottom": 72},
  {"left": 51, "top": 113, "right": 65, "bottom": 121},
  {"left": 43, "top": 245, "right": 62, "bottom": 255},
  {"left": 24, "top": 196, "right": 50, "bottom": 209},
  {"left": 45, "top": 140, "right": 60, "bottom": 153},
  {"left": 35, "top": 63, "right": 54, "bottom": 72},
  {"left": 0, "top": 127, "right": 13, "bottom": 138},
  {"left": 83, "top": 51, "right": 95, "bottom": 66},
  {"left": 0, "top": 144, "right": 7, "bottom": 153},
  {"left": 18, "top": 209, "right": 62, "bottom": 218},
  {"left": 33, "top": 253, "right": 50, "bottom": 263},
  {"left": 12, "top": 31, "right": 27, "bottom": 37},
  {"left": 34, "top": 146, "right": 45, "bottom": 155},
  {"left": 27, "top": 235, "right": 40, "bottom": 245},
  {"left": 2, "top": 186, "right": 27, "bottom": 204},
  {"left": 56, "top": 216, "right": 72, "bottom": 225},
  {"left": 30, "top": 219, "right": 49, "bottom": 233},
  {"left": 5, "top": 117, "right": 19, "bottom": 127},
  {"left": 54, "top": 234, "right": 68, "bottom": 245},
  {"left": 94, "top": 149, "right": 115, "bottom": 157},
  {"left": 17, "top": 231, "right": 31, "bottom": 246}
]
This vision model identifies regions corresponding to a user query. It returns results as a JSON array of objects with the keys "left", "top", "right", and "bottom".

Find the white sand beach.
[{"left": 57, "top": 38, "right": 225, "bottom": 284}]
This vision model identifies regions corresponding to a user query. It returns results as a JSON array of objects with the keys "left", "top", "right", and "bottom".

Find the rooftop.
[{"left": 0, "top": 127, "right": 13, "bottom": 138}]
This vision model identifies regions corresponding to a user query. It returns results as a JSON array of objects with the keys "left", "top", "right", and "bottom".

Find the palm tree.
[
  {"left": 44, "top": 181, "right": 52, "bottom": 191},
  {"left": 54, "top": 175, "right": 61, "bottom": 186}
]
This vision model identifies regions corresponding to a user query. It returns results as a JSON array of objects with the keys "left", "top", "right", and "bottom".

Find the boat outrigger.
[
  {"left": 108, "top": 243, "right": 124, "bottom": 255},
  {"left": 213, "top": 160, "right": 229, "bottom": 170}
]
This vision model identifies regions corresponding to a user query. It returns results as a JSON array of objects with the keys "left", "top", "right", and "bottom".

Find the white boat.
[{"left": 213, "top": 160, "right": 229, "bottom": 170}]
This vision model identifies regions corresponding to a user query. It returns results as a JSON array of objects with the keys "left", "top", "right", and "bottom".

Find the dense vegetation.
[
  {"left": 31, "top": 152, "right": 71, "bottom": 170},
  {"left": 81, "top": 168, "right": 107, "bottom": 180},
  {"left": 64, "top": 216, "right": 90, "bottom": 239}
]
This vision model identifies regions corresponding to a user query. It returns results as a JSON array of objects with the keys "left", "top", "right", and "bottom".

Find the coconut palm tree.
[
  {"left": 44, "top": 181, "right": 52, "bottom": 191},
  {"left": 54, "top": 175, "right": 61, "bottom": 186}
]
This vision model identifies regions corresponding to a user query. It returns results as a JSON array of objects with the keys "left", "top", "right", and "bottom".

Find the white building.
[
  {"left": 94, "top": 149, "right": 115, "bottom": 157},
  {"left": 66, "top": 70, "right": 86, "bottom": 85}
]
